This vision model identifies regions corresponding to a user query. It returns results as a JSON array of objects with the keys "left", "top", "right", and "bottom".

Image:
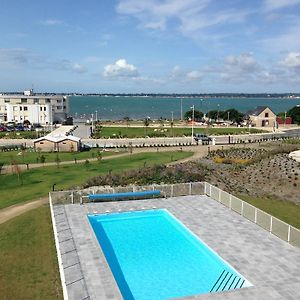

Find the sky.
[{"left": 1, "top": 0, "right": 300, "bottom": 93}]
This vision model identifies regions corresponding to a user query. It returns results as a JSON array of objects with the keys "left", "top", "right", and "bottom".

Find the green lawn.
[
  {"left": 0, "top": 151, "right": 192, "bottom": 209},
  {"left": 0, "top": 148, "right": 122, "bottom": 165},
  {"left": 238, "top": 194, "right": 300, "bottom": 229},
  {"left": 0, "top": 205, "right": 63, "bottom": 299},
  {"left": 94, "top": 126, "right": 266, "bottom": 138}
]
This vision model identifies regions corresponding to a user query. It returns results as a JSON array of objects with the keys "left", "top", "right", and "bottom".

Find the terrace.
[{"left": 50, "top": 183, "right": 300, "bottom": 299}]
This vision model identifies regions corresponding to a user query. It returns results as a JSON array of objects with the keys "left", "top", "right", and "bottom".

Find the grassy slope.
[
  {"left": 0, "top": 151, "right": 192, "bottom": 209},
  {"left": 0, "top": 205, "right": 62, "bottom": 299},
  {"left": 96, "top": 126, "right": 266, "bottom": 138},
  {"left": 0, "top": 148, "right": 120, "bottom": 165},
  {"left": 238, "top": 194, "right": 300, "bottom": 229}
]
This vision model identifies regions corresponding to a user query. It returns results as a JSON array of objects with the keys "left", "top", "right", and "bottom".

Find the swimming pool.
[{"left": 88, "top": 209, "right": 251, "bottom": 299}]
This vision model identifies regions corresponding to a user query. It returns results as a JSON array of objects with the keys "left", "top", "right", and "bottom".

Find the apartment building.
[{"left": 0, "top": 90, "right": 69, "bottom": 124}]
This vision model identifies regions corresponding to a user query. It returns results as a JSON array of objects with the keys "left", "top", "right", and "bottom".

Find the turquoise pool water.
[{"left": 88, "top": 209, "right": 250, "bottom": 299}]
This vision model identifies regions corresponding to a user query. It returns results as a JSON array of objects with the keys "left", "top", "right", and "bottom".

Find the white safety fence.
[
  {"left": 49, "top": 182, "right": 205, "bottom": 205},
  {"left": 49, "top": 181, "right": 300, "bottom": 249},
  {"left": 204, "top": 182, "right": 300, "bottom": 249}
]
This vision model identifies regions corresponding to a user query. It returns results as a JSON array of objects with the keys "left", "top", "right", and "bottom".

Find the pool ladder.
[{"left": 210, "top": 270, "right": 245, "bottom": 293}]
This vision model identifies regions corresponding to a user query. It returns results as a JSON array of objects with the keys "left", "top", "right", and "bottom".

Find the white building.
[{"left": 0, "top": 90, "right": 69, "bottom": 124}]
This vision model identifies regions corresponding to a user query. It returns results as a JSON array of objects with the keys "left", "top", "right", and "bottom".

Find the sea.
[{"left": 69, "top": 96, "right": 300, "bottom": 120}]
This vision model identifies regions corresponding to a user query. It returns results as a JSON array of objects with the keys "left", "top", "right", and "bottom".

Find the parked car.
[
  {"left": 0, "top": 125, "right": 7, "bottom": 132},
  {"left": 194, "top": 133, "right": 212, "bottom": 143}
]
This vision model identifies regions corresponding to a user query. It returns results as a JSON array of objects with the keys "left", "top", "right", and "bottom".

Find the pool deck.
[{"left": 52, "top": 195, "right": 300, "bottom": 300}]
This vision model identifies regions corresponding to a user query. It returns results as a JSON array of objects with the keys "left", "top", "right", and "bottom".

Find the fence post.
[
  {"left": 189, "top": 182, "right": 192, "bottom": 195},
  {"left": 209, "top": 184, "right": 212, "bottom": 197},
  {"left": 270, "top": 216, "right": 273, "bottom": 232},
  {"left": 218, "top": 189, "right": 221, "bottom": 202},
  {"left": 204, "top": 182, "right": 207, "bottom": 195},
  {"left": 241, "top": 201, "right": 244, "bottom": 216},
  {"left": 171, "top": 184, "right": 174, "bottom": 197},
  {"left": 254, "top": 208, "right": 257, "bottom": 223},
  {"left": 71, "top": 191, "right": 74, "bottom": 204},
  {"left": 288, "top": 225, "right": 291, "bottom": 243},
  {"left": 229, "top": 194, "right": 232, "bottom": 209}
]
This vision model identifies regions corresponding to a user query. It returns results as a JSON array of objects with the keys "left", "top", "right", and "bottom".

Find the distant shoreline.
[{"left": 1, "top": 92, "right": 300, "bottom": 99}]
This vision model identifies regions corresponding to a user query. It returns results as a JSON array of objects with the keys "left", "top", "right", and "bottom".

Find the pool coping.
[{"left": 50, "top": 195, "right": 300, "bottom": 300}]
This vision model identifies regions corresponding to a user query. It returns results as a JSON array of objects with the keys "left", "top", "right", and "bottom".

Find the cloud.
[
  {"left": 280, "top": 52, "right": 300, "bottom": 69},
  {"left": 264, "top": 0, "right": 300, "bottom": 11},
  {"left": 262, "top": 19, "right": 300, "bottom": 52},
  {"left": 41, "top": 19, "right": 63, "bottom": 26},
  {"left": 170, "top": 66, "right": 203, "bottom": 82},
  {"left": 0, "top": 48, "right": 37, "bottom": 68},
  {"left": 72, "top": 63, "right": 87, "bottom": 73},
  {"left": 220, "top": 53, "right": 262, "bottom": 82},
  {"left": 103, "top": 59, "right": 139, "bottom": 78},
  {"left": 116, "top": 0, "right": 252, "bottom": 39},
  {"left": 56, "top": 59, "right": 87, "bottom": 73}
]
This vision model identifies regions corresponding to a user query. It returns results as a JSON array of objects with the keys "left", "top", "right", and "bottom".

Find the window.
[
  {"left": 21, "top": 98, "right": 27, "bottom": 103},
  {"left": 265, "top": 112, "right": 269, "bottom": 118},
  {"left": 34, "top": 98, "right": 39, "bottom": 104},
  {"left": 40, "top": 142, "right": 44, "bottom": 145},
  {"left": 20, "top": 107, "right": 23, "bottom": 111},
  {"left": 44, "top": 107, "right": 47, "bottom": 111},
  {"left": 24, "top": 106, "right": 28, "bottom": 111},
  {"left": 40, "top": 107, "right": 43, "bottom": 111},
  {"left": 45, "top": 99, "right": 51, "bottom": 103},
  {"left": 4, "top": 99, "right": 10, "bottom": 103},
  {"left": 13, "top": 106, "right": 18, "bottom": 111},
  {"left": 57, "top": 106, "right": 62, "bottom": 110}
]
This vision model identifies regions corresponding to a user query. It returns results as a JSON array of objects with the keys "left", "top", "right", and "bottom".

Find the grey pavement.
[{"left": 52, "top": 195, "right": 300, "bottom": 300}]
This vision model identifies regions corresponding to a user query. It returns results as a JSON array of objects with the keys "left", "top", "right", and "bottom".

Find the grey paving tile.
[{"left": 52, "top": 195, "right": 300, "bottom": 300}]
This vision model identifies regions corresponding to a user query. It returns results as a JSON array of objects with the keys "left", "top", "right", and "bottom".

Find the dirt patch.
[{"left": 203, "top": 144, "right": 300, "bottom": 204}]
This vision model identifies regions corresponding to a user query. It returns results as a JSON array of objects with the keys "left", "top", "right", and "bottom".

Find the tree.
[
  {"left": 287, "top": 106, "right": 300, "bottom": 124},
  {"left": 55, "top": 153, "right": 61, "bottom": 168},
  {"left": 207, "top": 110, "right": 219, "bottom": 121},
  {"left": 40, "top": 155, "right": 46, "bottom": 164},
  {"left": 124, "top": 116, "right": 130, "bottom": 135},
  {"left": 144, "top": 117, "right": 150, "bottom": 135},
  {"left": 221, "top": 108, "right": 244, "bottom": 124},
  {"left": 184, "top": 110, "right": 204, "bottom": 122}
]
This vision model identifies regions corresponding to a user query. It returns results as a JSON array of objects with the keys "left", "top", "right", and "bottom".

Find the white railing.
[
  {"left": 204, "top": 182, "right": 300, "bottom": 249},
  {"left": 49, "top": 182, "right": 205, "bottom": 205},
  {"left": 49, "top": 181, "right": 300, "bottom": 249}
]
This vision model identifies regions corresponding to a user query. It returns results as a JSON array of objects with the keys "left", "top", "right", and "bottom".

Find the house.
[
  {"left": 34, "top": 135, "right": 81, "bottom": 152},
  {"left": 246, "top": 106, "right": 276, "bottom": 127},
  {"left": 0, "top": 90, "right": 69, "bottom": 124}
]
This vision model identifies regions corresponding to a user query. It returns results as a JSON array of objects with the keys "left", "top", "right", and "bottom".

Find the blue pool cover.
[{"left": 88, "top": 209, "right": 250, "bottom": 299}]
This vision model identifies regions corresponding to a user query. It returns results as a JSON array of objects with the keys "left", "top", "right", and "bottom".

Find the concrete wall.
[
  {"left": 57, "top": 140, "right": 79, "bottom": 152},
  {"left": 34, "top": 140, "right": 56, "bottom": 152}
]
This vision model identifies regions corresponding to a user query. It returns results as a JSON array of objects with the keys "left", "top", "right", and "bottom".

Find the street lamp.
[
  {"left": 91, "top": 113, "right": 94, "bottom": 134},
  {"left": 217, "top": 104, "right": 220, "bottom": 122},
  {"left": 191, "top": 105, "right": 195, "bottom": 143},
  {"left": 284, "top": 111, "right": 287, "bottom": 127}
]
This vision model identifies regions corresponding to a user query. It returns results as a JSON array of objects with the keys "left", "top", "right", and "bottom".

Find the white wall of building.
[{"left": 6, "top": 103, "right": 52, "bottom": 124}]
